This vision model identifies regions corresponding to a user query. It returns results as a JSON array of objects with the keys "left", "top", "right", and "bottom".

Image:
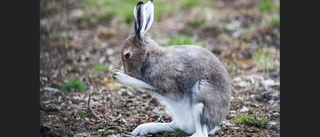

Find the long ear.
[
  {"left": 144, "top": 0, "right": 154, "bottom": 33},
  {"left": 134, "top": 2, "right": 146, "bottom": 41}
]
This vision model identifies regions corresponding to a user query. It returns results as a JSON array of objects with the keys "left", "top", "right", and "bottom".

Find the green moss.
[
  {"left": 78, "top": 7, "right": 115, "bottom": 28},
  {"left": 269, "top": 15, "right": 280, "bottom": 27},
  {"left": 77, "top": 0, "right": 181, "bottom": 25},
  {"left": 94, "top": 64, "right": 109, "bottom": 73},
  {"left": 235, "top": 113, "right": 248, "bottom": 124},
  {"left": 154, "top": 2, "right": 170, "bottom": 20},
  {"left": 218, "top": 32, "right": 232, "bottom": 41},
  {"left": 252, "top": 48, "right": 275, "bottom": 72},
  {"left": 226, "top": 59, "right": 240, "bottom": 74},
  {"left": 168, "top": 34, "right": 195, "bottom": 45},
  {"left": 78, "top": 110, "right": 87, "bottom": 118},
  {"left": 103, "top": 127, "right": 108, "bottom": 136},
  {"left": 235, "top": 114, "right": 268, "bottom": 127},
  {"left": 188, "top": 17, "right": 206, "bottom": 28},
  {"left": 118, "top": 5, "right": 135, "bottom": 24},
  {"left": 40, "top": 34, "right": 48, "bottom": 42},
  {"left": 181, "top": 0, "right": 204, "bottom": 9},
  {"left": 59, "top": 80, "right": 86, "bottom": 92},
  {"left": 58, "top": 37, "right": 70, "bottom": 45},
  {"left": 79, "top": 0, "right": 137, "bottom": 25},
  {"left": 259, "top": 0, "right": 277, "bottom": 12},
  {"left": 242, "top": 32, "right": 252, "bottom": 41}
]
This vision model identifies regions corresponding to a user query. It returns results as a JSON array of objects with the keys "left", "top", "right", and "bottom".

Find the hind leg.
[
  {"left": 190, "top": 81, "right": 208, "bottom": 137},
  {"left": 191, "top": 79, "right": 229, "bottom": 136},
  {"left": 190, "top": 103, "right": 208, "bottom": 137}
]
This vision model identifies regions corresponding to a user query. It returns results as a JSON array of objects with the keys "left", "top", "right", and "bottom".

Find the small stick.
[{"left": 87, "top": 86, "right": 103, "bottom": 121}]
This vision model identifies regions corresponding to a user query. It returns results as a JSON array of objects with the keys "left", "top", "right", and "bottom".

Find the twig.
[
  {"left": 87, "top": 87, "right": 103, "bottom": 121},
  {"left": 87, "top": 90, "right": 91, "bottom": 111},
  {"left": 101, "top": 104, "right": 108, "bottom": 123}
]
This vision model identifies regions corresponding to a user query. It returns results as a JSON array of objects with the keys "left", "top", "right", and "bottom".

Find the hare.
[{"left": 111, "top": 0, "right": 231, "bottom": 137}]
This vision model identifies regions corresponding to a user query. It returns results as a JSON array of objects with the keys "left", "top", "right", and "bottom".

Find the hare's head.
[{"left": 121, "top": 0, "right": 155, "bottom": 78}]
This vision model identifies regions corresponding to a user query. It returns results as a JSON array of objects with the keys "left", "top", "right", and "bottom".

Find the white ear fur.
[
  {"left": 133, "top": 0, "right": 154, "bottom": 41},
  {"left": 134, "top": 2, "right": 147, "bottom": 40},
  {"left": 144, "top": 0, "right": 154, "bottom": 33}
]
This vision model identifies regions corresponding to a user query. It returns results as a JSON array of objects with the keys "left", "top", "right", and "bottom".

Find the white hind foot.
[
  {"left": 190, "top": 103, "right": 208, "bottom": 137},
  {"left": 131, "top": 122, "right": 175, "bottom": 136}
]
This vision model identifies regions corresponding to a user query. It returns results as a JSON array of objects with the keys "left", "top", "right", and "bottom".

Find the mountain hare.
[{"left": 111, "top": 0, "right": 231, "bottom": 136}]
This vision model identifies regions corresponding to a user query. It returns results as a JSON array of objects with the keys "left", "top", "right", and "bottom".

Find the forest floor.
[{"left": 40, "top": 0, "right": 280, "bottom": 136}]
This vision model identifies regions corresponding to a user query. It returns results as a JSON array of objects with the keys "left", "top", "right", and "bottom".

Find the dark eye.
[{"left": 124, "top": 52, "right": 131, "bottom": 59}]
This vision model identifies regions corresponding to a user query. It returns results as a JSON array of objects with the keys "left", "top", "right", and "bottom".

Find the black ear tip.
[
  {"left": 150, "top": 0, "right": 153, "bottom": 2},
  {"left": 137, "top": 1, "right": 144, "bottom": 6}
]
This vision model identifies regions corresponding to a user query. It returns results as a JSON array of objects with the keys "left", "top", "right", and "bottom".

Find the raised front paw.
[
  {"left": 131, "top": 124, "right": 151, "bottom": 136},
  {"left": 110, "top": 69, "right": 126, "bottom": 83}
]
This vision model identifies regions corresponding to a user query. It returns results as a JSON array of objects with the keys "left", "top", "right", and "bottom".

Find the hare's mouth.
[
  {"left": 124, "top": 70, "right": 138, "bottom": 78},
  {"left": 127, "top": 72, "right": 138, "bottom": 78}
]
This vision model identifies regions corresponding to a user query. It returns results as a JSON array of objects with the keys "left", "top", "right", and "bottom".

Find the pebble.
[
  {"left": 230, "top": 114, "right": 237, "bottom": 117},
  {"left": 263, "top": 79, "right": 280, "bottom": 89},
  {"left": 238, "top": 81, "right": 248, "bottom": 87},
  {"left": 43, "top": 87, "right": 60, "bottom": 92},
  {"left": 80, "top": 55, "right": 86, "bottom": 61},
  {"left": 100, "top": 42, "right": 107, "bottom": 48},
  {"left": 68, "top": 101, "right": 72, "bottom": 105},
  {"left": 229, "top": 127, "right": 240, "bottom": 130},
  {"left": 99, "top": 56, "right": 106, "bottom": 63},
  {"left": 63, "top": 118, "right": 68, "bottom": 122},
  {"left": 60, "top": 102, "right": 66, "bottom": 107},
  {"left": 240, "top": 106, "right": 249, "bottom": 112},
  {"left": 40, "top": 76, "right": 48, "bottom": 81},
  {"left": 229, "top": 110, "right": 236, "bottom": 114},
  {"left": 107, "top": 48, "right": 115, "bottom": 56},
  {"left": 225, "top": 20, "right": 241, "bottom": 31},
  {"left": 84, "top": 97, "right": 89, "bottom": 102},
  {"left": 69, "top": 9, "right": 83, "bottom": 19},
  {"left": 58, "top": 96, "right": 62, "bottom": 102},
  {"left": 221, "top": 120, "right": 235, "bottom": 127},
  {"left": 40, "top": 18, "right": 48, "bottom": 26},
  {"left": 233, "top": 77, "right": 242, "bottom": 82},
  {"left": 232, "top": 30, "right": 243, "bottom": 38},
  {"left": 97, "top": 129, "right": 105, "bottom": 132},
  {"left": 272, "top": 112, "right": 280, "bottom": 117},
  {"left": 268, "top": 100, "right": 274, "bottom": 104},
  {"left": 267, "top": 121, "right": 277, "bottom": 130}
]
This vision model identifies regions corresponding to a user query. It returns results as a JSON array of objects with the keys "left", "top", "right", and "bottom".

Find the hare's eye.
[{"left": 124, "top": 52, "right": 131, "bottom": 60}]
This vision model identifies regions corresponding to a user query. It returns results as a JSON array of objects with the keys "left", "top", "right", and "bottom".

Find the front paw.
[
  {"left": 131, "top": 124, "right": 150, "bottom": 136},
  {"left": 110, "top": 69, "right": 125, "bottom": 82}
]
